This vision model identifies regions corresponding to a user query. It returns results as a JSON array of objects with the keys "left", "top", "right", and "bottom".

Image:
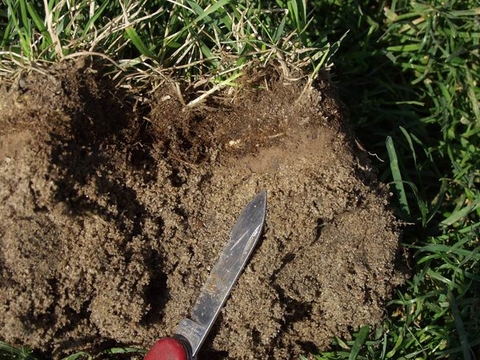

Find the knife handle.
[{"left": 144, "top": 337, "right": 192, "bottom": 360}]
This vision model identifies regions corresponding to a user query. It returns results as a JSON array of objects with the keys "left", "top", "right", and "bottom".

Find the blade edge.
[{"left": 175, "top": 191, "right": 266, "bottom": 356}]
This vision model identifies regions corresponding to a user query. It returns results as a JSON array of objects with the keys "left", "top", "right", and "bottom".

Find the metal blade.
[{"left": 174, "top": 190, "right": 266, "bottom": 357}]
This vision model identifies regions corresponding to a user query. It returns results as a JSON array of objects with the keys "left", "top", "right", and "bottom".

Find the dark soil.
[{"left": 0, "top": 60, "right": 405, "bottom": 359}]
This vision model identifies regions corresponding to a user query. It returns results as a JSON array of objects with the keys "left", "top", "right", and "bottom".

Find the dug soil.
[{"left": 0, "top": 60, "right": 404, "bottom": 359}]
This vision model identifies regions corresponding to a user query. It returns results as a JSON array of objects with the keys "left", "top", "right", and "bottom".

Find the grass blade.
[
  {"left": 0, "top": 340, "right": 37, "bottom": 360},
  {"left": 447, "top": 291, "right": 471, "bottom": 360},
  {"left": 61, "top": 352, "right": 91, "bottom": 360},
  {"left": 386, "top": 136, "right": 410, "bottom": 217},
  {"left": 102, "top": 347, "right": 146, "bottom": 354},
  {"left": 441, "top": 196, "right": 480, "bottom": 227},
  {"left": 25, "top": 2, "right": 51, "bottom": 46},
  {"left": 348, "top": 326, "right": 369, "bottom": 360},
  {"left": 125, "top": 26, "right": 157, "bottom": 60},
  {"left": 81, "top": 1, "right": 110, "bottom": 38}
]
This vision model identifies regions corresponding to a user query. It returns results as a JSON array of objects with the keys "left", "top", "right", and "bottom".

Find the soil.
[{"left": 0, "top": 60, "right": 405, "bottom": 359}]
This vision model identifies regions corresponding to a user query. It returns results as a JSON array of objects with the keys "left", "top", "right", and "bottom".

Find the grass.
[
  {"left": 0, "top": 0, "right": 337, "bottom": 92},
  {"left": 308, "top": 0, "right": 480, "bottom": 359},
  {"left": 0, "top": 341, "right": 146, "bottom": 360},
  {"left": 1, "top": 0, "right": 479, "bottom": 359}
]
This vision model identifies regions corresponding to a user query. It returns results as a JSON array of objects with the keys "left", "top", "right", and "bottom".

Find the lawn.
[
  {"left": 308, "top": 1, "right": 480, "bottom": 359},
  {"left": 1, "top": 0, "right": 479, "bottom": 359}
]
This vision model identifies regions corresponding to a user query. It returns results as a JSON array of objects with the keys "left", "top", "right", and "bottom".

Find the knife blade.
[{"left": 145, "top": 190, "right": 267, "bottom": 360}]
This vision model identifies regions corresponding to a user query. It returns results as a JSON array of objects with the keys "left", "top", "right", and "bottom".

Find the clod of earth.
[{"left": 0, "top": 61, "right": 405, "bottom": 359}]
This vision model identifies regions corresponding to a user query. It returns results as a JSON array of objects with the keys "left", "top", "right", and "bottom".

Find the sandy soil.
[{"left": 0, "top": 60, "right": 405, "bottom": 359}]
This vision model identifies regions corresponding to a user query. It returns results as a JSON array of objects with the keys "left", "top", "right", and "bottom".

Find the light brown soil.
[{"left": 0, "top": 60, "right": 405, "bottom": 359}]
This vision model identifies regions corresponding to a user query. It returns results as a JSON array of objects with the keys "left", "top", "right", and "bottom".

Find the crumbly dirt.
[{"left": 0, "top": 60, "right": 405, "bottom": 359}]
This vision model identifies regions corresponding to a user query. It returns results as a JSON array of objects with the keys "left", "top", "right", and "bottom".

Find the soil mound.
[{"left": 0, "top": 61, "right": 404, "bottom": 359}]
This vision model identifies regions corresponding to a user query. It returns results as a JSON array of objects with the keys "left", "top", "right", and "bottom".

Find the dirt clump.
[{"left": 0, "top": 61, "right": 404, "bottom": 359}]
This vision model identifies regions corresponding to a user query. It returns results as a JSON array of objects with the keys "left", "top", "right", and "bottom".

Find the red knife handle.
[{"left": 144, "top": 337, "right": 192, "bottom": 360}]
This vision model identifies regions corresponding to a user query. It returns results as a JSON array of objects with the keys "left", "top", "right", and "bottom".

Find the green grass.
[
  {"left": 0, "top": 0, "right": 336, "bottom": 88},
  {"left": 1, "top": 0, "right": 480, "bottom": 359},
  {"left": 308, "top": 0, "right": 480, "bottom": 359},
  {"left": 0, "top": 340, "right": 146, "bottom": 360}
]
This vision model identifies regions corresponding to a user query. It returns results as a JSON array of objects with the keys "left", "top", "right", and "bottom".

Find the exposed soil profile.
[{"left": 0, "top": 60, "right": 405, "bottom": 359}]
